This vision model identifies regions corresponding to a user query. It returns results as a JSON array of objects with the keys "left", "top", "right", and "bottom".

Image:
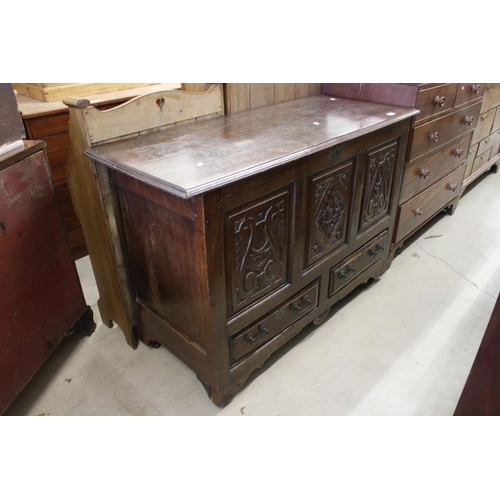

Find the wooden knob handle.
[
  {"left": 419, "top": 169, "right": 430, "bottom": 179},
  {"left": 463, "top": 116, "right": 474, "bottom": 126},
  {"left": 448, "top": 183, "right": 458, "bottom": 192},
  {"left": 470, "top": 84, "right": 481, "bottom": 94},
  {"left": 413, "top": 208, "right": 423, "bottom": 216},
  {"left": 430, "top": 132, "right": 440, "bottom": 142},
  {"left": 453, "top": 148, "right": 464, "bottom": 158},
  {"left": 433, "top": 95, "right": 446, "bottom": 107}
]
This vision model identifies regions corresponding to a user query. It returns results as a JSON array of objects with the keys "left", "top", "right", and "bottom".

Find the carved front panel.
[
  {"left": 225, "top": 189, "right": 291, "bottom": 316},
  {"left": 306, "top": 161, "right": 353, "bottom": 267},
  {"left": 359, "top": 140, "right": 397, "bottom": 233}
]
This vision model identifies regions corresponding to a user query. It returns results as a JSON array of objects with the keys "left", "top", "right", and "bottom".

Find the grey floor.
[{"left": 6, "top": 169, "right": 500, "bottom": 416}]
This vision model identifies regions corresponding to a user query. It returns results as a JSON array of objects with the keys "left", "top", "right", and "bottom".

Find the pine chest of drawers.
[
  {"left": 83, "top": 94, "right": 417, "bottom": 405},
  {"left": 462, "top": 83, "right": 500, "bottom": 190}
]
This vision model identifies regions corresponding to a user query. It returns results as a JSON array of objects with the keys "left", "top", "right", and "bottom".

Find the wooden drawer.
[
  {"left": 46, "top": 149, "right": 68, "bottom": 169},
  {"left": 400, "top": 133, "right": 471, "bottom": 203},
  {"left": 471, "top": 148, "right": 492, "bottom": 175},
  {"left": 44, "top": 133, "right": 70, "bottom": 154},
  {"left": 328, "top": 231, "right": 387, "bottom": 296},
  {"left": 414, "top": 84, "right": 457, "bottom": 124},
  {"left": 396, "top": 164, "right": 465, "bottom": 243},
  {"left": 455, "top": 83, "right": 485, "bottom": 107},
  {"left": 472, "top": 110, "right": 496, "bottom": 145},
  {"left": 492, "top": 106, "right": 500, "bottom": 133},
  {"left": 478, "top": 133, "right": 496, "bottom": 156},
  {"left": 490, "top": 129, "right": 500, "bottom": 159},
  {"left": 481, "top": 84, "right": 500, "bottom": 112},
  {"left": 26, "top": 113, "right": 69, "bottom": 138},
  {"left": 465, "top": 143, "right": 479, "bottom": 179},
  {"left": 410, "top": 103, "right": 481, "bottom": 161},
  {"left": 229, "top": 280, "right": 319, "bottom": 364}
]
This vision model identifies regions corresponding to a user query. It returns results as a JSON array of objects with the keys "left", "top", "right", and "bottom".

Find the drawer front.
[
  {"left": 471, "top": 148, "right": 492, "bottom": 174},
  {"left": 328, "top": 231, "right": 387, "bottom": 296},
  {"left": 490, "top": 129, "right": 500, "bottom": 159},
  {"left": 455, "top": 83, "right": 485, "bottom": 107},
  {"left": 472, "top": 110, "right": 495, "bottom": 145},
  {"left": 46, "top": 148, "right": 69, "bottom": 169},
  {"left": 481, "top": 84, "right": 500, "bottom": 112},
  {"left": 43, "top": 132, "right": 70, "bottom": 154},
  {"left": 464, "top": 143, "right": 479, "bottom": 179},
  {"left": 492, "top": 106, "right": 500, "bottom": 133},
  {"left": 414, "top": 84, "right": 457, "bottom": 124},
  {"left": 400, "top": 133, "right": 471, "bottom": 202},
  {"left": 229, "top": 281, "right": 319, "bottom": 363},
  {"left": 410, "top": 103, "right": 481, "bottom": 160},
  {"left": 26, "top": 113, "right": 69, "bottom": 139},
  {"left": 478, "top": 133, "right": 496, "bottom": 156},
  {"left": 396, "top": 164, "right": 465, "bottom": 243}
]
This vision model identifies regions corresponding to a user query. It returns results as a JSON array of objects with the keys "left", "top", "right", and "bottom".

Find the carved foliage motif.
[
  {"left": 229, "top": 191, "right": 289, "bottom": 313},
  {"left": 309, "top": 164, "right": 352, "bottom": 261},
  {"left": 360, "top": 141, "right": 397, "bottom": 231}
]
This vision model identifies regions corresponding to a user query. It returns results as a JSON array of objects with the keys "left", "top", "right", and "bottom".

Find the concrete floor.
[{"left": 5, "top": 169, "right": 500, "bottom": 416}]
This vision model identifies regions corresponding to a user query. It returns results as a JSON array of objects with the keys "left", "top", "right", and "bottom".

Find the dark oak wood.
[
  {"left": 0, "top": 141, "right": 95, "bottom": 414},
  {"left": 454, "top": 293, "right": 500, "bottom": 416},
  {"left": 86, "top": 96, "right": 415, "bottom": 405}
]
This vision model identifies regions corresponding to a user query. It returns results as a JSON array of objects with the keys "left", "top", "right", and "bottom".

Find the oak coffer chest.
[{"left": 80, "top": 92, "right": 417, "bottom": 406}]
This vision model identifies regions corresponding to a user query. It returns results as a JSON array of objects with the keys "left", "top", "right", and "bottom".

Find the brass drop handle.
[
  {"left": 470, "top": 84, "right": 481, "bottom": 94},
  {"left": 339, "top": 264, "right": 356, "bottom": 281},
  {"left": 433, "top": 95, "right": 446, "bottom": 107},
  {"left": 453, "top": 148, "right": 464, "bottom": 157},
  {"left": 292, "top": 296, "right": 312, "bottom": 314},
  {"left": 419, "top": 169, "right": 430, "bottom": 179},
  {"left": 486, "top": 84, "right": 494, "bottom": 92},
  {"left": 463, "top": 116, "right": 474, "bottom": 126},
  {"left": 448, "top": 183, "right": 458, "bottom": 192},
  {"left": 245, "top": 325, "right": 269, "bottom": 345},
  {"left": 430, "top": 132, "right": 440, "bottom": 142},
  {"left": 368, "top": 242, "right": 385, "bottom": 257},
  {"left": 413, "top": 208, "right": 423, "bottom": 216},
  {"left": 481, "top": 114, "right": 489, "bottom": 121},
  {"left": 485, "top": 138, "right": 491, "bottom": 145}
]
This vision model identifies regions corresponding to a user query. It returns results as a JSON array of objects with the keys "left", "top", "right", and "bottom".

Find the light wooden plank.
[
  {"left": 274, "top": 83, "right": 296, "bottom": 104},
  {"left": 250, "top": 83, "right": 274, "bottom": 110},
  {"left": 77, "top": 84, "right": 224, "bottom": 144}
]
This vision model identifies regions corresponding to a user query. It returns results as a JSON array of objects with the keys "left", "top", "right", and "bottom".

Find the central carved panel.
[
  {"left": 226, "top": 189, "right": 290, "bottom": 316},
  {"left": 359, "top": 140, "right": 397, "bottom": 232},
  {"left": 307, "top": 161, "right": 353, "bottom": 266}
]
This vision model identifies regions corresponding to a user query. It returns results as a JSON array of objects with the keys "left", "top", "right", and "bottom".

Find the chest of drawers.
[
  {"left": 76, "top": 92, "right": 416, "bottom": 406},
  {"left": 323, "top": 83, "right": 484, "bottom": 258},
  {"left": 462, "top": 83, "right": 500, "bottom": 190}
]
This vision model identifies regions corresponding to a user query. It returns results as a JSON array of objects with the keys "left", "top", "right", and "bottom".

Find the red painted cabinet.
[{"left": 0, "top": 141, "right": 94, "bottom": 414}]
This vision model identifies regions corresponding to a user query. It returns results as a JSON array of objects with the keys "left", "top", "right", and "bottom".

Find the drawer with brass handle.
[
  {"left": 481, "top": 84, "right": 500, "bottom": 112},
  {"left": 472, "top": 110, "right": 496, "bottom": 144},
  {"left": 478, "top": 134, "right": 495, "bottom": 156},
  {"left": 471, "top": 148, "right": 492, "bottom": 175},
  {"left": 409, "top": 102, "right": 481, "bottom": 161},
  {"left": 395, "top": 163, "right": 466, "bottom": 243},
  {"left": 229, "top": 281, "right": 319, "bottom": 364},
  {"left": 328, "top": 231, "right": 388, "bottom": 296}
]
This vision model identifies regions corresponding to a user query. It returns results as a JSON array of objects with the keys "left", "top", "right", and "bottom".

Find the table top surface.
[{"left": 88, "top": 95, "right": 419, "bottom": 198}]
